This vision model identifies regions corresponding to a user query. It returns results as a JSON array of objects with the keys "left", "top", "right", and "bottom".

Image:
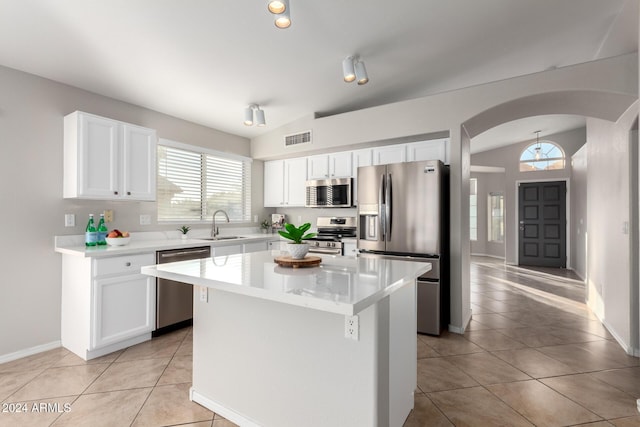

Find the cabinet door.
[
  {"left": 406, "top": 139, "right": 448, "bottom": 163},
  {"left": 330, "top": 152, "right": 353, "bottom": 177},
  {"left": 92, "top": 274, "right": 155, "bottom": 349},
  {"left": 122, "top": 124, "right": 157, "bottom": 200},
  {"left": 284, "top": 158, "right": 308, "bottom": 206},
  {"left": 244, "top": 241, "right": 267, "bottom": 253},
  {"left": 307, "top": 155, "right": 330, "bottom": 179},
  {"left": 78, "top": 113, "right": 120, "bottom": 198},
  {"left": 264, "top": 160, "right": 285, "bottom": 207},
  {"left": 373, "top": 145, "right": 406, "bottom": 165},
  {"left": 352, "top": 149, "right": 373, "bottom": 206},
  {"left": 343, "top": 242, "right": 358, "bottom": 257},
  {"left": 213, "top": 245, "right": 243, "bottom": 256}
]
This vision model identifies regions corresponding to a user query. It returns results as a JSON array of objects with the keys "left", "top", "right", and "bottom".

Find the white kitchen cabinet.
[
  {"left": 213, "top": 244, "right": 243, "bottom": 256},
  {"left": 61, "top": 252, "right": 156, "bottom": 360},
  {"left": 268, "top": 240, "right": 286, "bottom": 251},
  {"left": 263, "top": 158, "right": 307, "bottom": 207},
  {"left": 343, "top": 240, "right": 358, "bottom": 257},
  {"left": 406, "top": 138, "right": 449, "bottom": 164},
  {"left": 64, "top": 111, "right": 157, "bottom": 201},
  {"left": 373, "top": 145, "right": 406, "bottom": 165},
  {"left": 351, "top": 148, "right": 373, "bottom": 206},
  {"left": 307, "top": 152, "right": 352, "bottom": 179},
  {"left": 244, "top": 241, "right": 268, "bottom": 253}
]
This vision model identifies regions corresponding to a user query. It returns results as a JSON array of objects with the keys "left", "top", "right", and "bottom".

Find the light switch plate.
[
  {"left": 103, "top": 210, "right": 114, "bottom": 222},
  {"left": 64, "top": 214, "right": 75, "bottom": 227},
  {"left": 140, "top": 214, "right": 151, "bottom": 225}
]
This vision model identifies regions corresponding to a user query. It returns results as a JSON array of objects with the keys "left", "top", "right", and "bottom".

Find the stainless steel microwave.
[{"left": 305, "top": 178, "right": 353, "bottom": 208}]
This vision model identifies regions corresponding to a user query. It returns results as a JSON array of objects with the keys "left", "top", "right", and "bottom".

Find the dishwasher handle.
[{"left": 158, "top": 248, "right": 210, "bottom": 262}]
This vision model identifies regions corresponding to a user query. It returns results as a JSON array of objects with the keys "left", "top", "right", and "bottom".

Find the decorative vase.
[
  {"left": 287, "top": 243, "right": 309, "bottom": 260},
  {"left": 181, "top": 234, "right": 188, "bottom": 240}
]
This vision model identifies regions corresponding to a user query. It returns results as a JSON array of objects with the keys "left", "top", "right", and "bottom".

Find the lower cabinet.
[{"left": 61, "top": 252, "right": 155, "bottom": 360}]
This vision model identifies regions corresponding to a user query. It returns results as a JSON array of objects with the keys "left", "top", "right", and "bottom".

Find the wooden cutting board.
[{"left": 274, "top": 255, "right": 322, "bottom": 268}]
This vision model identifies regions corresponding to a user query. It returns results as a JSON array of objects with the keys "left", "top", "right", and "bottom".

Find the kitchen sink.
[{"left": 199, "top": 236, "right": 246, "bottom": 241}]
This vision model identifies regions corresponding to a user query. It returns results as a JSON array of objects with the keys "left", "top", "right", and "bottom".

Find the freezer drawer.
[{"left": 417, "top": 279, "right": 445, "bottom": 336}]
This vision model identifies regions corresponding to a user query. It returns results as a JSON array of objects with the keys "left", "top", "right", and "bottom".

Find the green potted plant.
[
  {"left": 260, "top": 219, "right": 271, "bottom": 233},
  {"left": 278, "top": 222, "right": 316, "bottom": 259},
  {"left": 178, "top": 225, "right": 191, "bottom": 240}
]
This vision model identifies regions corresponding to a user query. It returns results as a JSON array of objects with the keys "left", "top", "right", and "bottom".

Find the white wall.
[
  {"left": 0, "top": 65, "right": 272, "bottom": 358},
  {"left": 470, "top": 128, "right": 586, "bottom": 265},
  {"left": 571, "top": 144, "right": 588, "bottom": 281},
  {"left": 586, "top": 102, "right": 639, "bottom": 352},
  {"left": 251, "top": 54, "right": 637, "bottom": 333}
]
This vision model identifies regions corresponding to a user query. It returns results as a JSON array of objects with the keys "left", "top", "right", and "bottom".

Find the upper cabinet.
[
  {"left": 373, "top": 145, "right": 407, "bottom": 165},
  {"left": 307, "top": 152, "right": 352, "bottom": 180},
  {"left": 406, "top": 139, "right": 449, "bottom": 163},
  {"left": 264, "top": 158, "right": 307, "bottom": 207},
  {"left": 64, "top": 111, "right": 157, "bottom": 201}
]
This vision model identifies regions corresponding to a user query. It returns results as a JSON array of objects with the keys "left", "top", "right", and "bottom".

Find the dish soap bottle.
[
  {"left": 85, "top": 214, "right": 97, "bottom": 247},
  {"left": 97, "top": 213, "right": 108, "bottom": 245}
]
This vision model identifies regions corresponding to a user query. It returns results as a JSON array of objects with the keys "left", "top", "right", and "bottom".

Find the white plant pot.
[
  {"left": 181, "top": 234, "right": 188, "bottom": 240},
  {"left": 287, "top": 243, "right": 309, "bottom": 260}
]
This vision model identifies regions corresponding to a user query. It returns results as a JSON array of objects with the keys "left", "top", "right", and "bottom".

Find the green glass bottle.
[
  {"left": 97, "top": 213, "right": 108, "bottom": 245},
  {"left": 85, "top": 214, "right": 97, "bottom": 247}
]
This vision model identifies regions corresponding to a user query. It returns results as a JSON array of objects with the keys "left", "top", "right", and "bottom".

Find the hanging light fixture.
[
  {"left": 244, "top": 104, "right": 267, "bottom": 127},
  {"left": 534, "top": 130, "right": 542, "bottom": 161},
  {"left": 342, "top": 55, "right": 369, "bottom": 85},
  {"left": 267, "top": 0, "right": 291, "bottom": 29}
]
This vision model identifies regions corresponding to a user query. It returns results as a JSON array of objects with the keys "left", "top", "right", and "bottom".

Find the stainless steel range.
[{"left": 308, "top": 216, "right": 357, "bottom": 256}]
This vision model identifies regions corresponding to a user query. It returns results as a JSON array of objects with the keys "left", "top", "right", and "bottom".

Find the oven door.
[{"left": 308, "top": 247, "right": 343, "bottom": 256}]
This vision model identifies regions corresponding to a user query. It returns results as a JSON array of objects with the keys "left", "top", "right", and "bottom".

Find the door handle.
[
  {"left": 386, "top": 173, "right": 392, "bottom": 240},
  {"left": 379, "top": 174, "right": 386, "bottom": 240}
]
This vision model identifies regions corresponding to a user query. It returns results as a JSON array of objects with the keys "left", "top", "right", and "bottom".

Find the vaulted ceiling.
[{"left": 0, "top": 0, "right": 636, "bottom": 146}]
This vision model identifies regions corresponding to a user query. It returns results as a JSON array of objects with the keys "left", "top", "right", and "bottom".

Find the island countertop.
[{"left": 141, "top": 250, "right": 431, "bottom": 316}]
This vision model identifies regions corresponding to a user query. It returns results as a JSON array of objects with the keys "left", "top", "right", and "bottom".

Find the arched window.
[{"left": 519, "top": 140, "right": 565, "bottom": 172}]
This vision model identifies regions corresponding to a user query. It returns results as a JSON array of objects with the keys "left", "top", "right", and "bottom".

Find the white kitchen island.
[{"left": 141, "top": 251, "right": 430, "bottom": 427}]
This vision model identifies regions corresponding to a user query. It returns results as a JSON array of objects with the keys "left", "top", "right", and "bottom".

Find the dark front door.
[{"left": 518, "top": 181, "right": 566, "bottom": 268}]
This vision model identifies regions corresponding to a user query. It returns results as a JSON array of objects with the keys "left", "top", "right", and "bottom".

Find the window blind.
[{"left": 157, "top": 143, "right": 251, "bottom": 222}]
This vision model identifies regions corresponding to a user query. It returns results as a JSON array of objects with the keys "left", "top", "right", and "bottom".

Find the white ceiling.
[{"left": 0, "top": 0, "right": 636, "bottom": 145}]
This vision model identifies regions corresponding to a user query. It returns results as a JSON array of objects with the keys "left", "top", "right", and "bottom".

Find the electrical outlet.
[
  {"left": 199, "top": 286, "right": 208, "bottom": 302},
  {"left": 254, "top": 215, "right": 258, "bottom": 223},
  {"left": 344, "top": 315, "right": 359, "bottom": 340},
  {"left": 139, "top": 214, "right": 151, "bottom": 225},
  {"left": 64, "top": 214, "right": 75, "bottom": 227},
  {"left": 103, "top": 209, "right": 114, "bottom": 222}
]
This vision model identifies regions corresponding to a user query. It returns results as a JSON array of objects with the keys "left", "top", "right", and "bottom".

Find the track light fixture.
[
  {"left": 244, "top": 104, "right": 266, "bottom": 127},
  {"left": 342, "top": 56, "right": 369, "bottom": 85},
  {"left": 267, "top": 0, "right": 291, "bottom": 29}
]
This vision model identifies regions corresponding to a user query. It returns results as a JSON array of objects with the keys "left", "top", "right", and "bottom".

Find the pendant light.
[{"left": 534, "top": 130, "right": 542, "bottom": 161}]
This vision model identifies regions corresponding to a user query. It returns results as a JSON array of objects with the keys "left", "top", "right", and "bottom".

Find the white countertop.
[
  {"left": 141, "top": 251, "right": 431, "bottom": 315},
  {"left": 54, "top": 231, "right": 282, "bottom": 258}
]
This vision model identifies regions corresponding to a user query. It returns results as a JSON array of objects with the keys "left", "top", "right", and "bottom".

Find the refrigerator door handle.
[
  {"left": 386, "top": 173, "right": 392, "bottom": 240},
  {"left": 379, "top": 173, "right": 386, "bottom": 240}
]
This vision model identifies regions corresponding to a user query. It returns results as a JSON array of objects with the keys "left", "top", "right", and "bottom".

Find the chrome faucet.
[{"left": 211, "top": 209, "right": 230, "bottom": 238}]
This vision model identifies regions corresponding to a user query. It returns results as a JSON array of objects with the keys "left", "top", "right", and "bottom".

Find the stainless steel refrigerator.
[{"left": 357, "top": 159, "right": 449, "bottom": 335}]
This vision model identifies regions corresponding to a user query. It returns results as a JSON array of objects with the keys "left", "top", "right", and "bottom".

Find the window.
[
  {"left": 519, "top": 140, "right": 565, "bottom": 172},
  {"left": 488, "top": 193, "right": 504, "bottom": 242},
  {"left": 469, "top": 178, "right": 477, "bottom": 241},
  {"left": 157, "top": 140, "right": 252, "bottom": 223}
]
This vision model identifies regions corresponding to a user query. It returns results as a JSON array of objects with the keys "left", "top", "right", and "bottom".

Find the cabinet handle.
[
  {"left": 125, "top": 262, "right": 131, "bottom": 267},
  {"left": 127, "top": 191, "right": 131, "bottom": 196},
  {"left": 114, "top": 191, "right": 118, "bottom": 195}
]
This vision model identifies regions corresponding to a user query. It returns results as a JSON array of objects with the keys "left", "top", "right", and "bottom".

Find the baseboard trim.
[
  {"left": 595, "top": 316, "right": 638, "bottom": 357},
  {"left": 470, "top": 253, "right": 505, "bottom": 260},
  {"left": 449, "top": 309, "right": 472, "bottom": 334},
  {"left": 0, "top": 341, "right": 61, "bottom": 364},
  {"left": 191, "top": 388, "right": 261, "bottom": 427}
]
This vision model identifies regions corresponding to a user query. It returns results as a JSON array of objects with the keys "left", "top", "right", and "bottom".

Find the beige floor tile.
[
  {"left": 0, "top": 348, "right": 69, "bottom": 374},
  {"left": 8, "top": 364, "right": 109, "bottom": 402},
  {"left": 488, "top": 379, "right": 602, "bottom": 426},
  {"left": 403, "top": 394, "right": 453, "bottom": 427},
  {"left": 175, "top": 334, "right": 194, "bottom": 357},
  {"left": 428, "top": 386, "right": 533, "bottom": 426},
  {"left": 464, "top": 329, "right": 527, "bottom": 351},
  {"left": 446, "top": 352, "right": 530, "bottom": 385},
  {"left": 116, "top": 335, "right": 182, "bottom": 362},
  {"left": 184, "top": 422, "right": 214, "bottom": 427},
  {"left": 472, "top": 313, "right": 526, "bottom": 329},
  {"left": 498, "top": 327, "right": 569, "bottom": 347},
  {"left": 419, "top": 331, "right": 484, "bottom": 356},
  {"left": 132, "top": 383, "right": 214, "bottom": 427},
  {"left": 589, "top": 367, "right": 640, "bottom": 396},
  {"left": 541, "top": 374, "right": 639, "bottom": 419},
  {"left": 465, "top": 319, "right": 493, "bottom": 331},
  {"left": 576, "top": 341, "right": 640, "bottom": 367},
  {"left": 417, "top": 336, "right": 440, "bottom": 358},
  {"left": 0, "top": 396, "right": 77, "bottom": 427},
  {"left": 0, "top": 370, "right": 43, "bottom": 402},
  {"left": 491, "top": 348, "right": 580, "bottom": 378},
  {"left": 537, "top": 344, "right": 633, "bottom": 373},
  {"left": 157, "top": 355, "right": 193, "bottom": 385},
  {"left": 212, "top": 415, "right": 239, "bottom": 426},
  {"left": 51, "top": 388, "right": 151, "bottom": 427},
  {"left": 53, "top": 350, "right": 123, "bottom": 368},
  {"left": 546, "top": 327, "right": 607, "bottom": 344},
  {"left": 85, "top": 357, "right": 171, "bottom": 393},
  {"left": 570, "top": 422, "right": 614, "bottom": 427},
  {"left": 416, "top": 358, "right": 478, "bottom": 392},
  {"left": 609, "top": 416, "right": 640, "bottom": 426}
]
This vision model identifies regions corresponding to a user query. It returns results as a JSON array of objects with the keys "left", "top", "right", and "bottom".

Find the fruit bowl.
[{"left": 106, "top": 237, "right": 131, "bottom": 246}]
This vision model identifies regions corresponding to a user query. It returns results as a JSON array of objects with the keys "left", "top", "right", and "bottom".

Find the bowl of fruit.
[{"left": 105, "top": 229, "right": 131, "bottom": 246}]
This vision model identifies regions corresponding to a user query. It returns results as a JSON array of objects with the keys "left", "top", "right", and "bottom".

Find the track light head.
[
  {"left": 269, "top": 0, "right": 291, "bottom": 29},
  {"left": 267, "top": 0, "right": 287, "bottom": 14},
  {"left": 255, "top": 108, "right": 266, "bottom": 127},
  {"left": 244, "top": 106, "right": 254, "bottom": 126},
  {"left": 244, "top": 104, "right": 266, "bottom": 127},
  {"left": 355, "top": 60, "right": 369, "bottom": 85},
  {"left": 342, "top": 56, "right": 356, "bottom": 83}
]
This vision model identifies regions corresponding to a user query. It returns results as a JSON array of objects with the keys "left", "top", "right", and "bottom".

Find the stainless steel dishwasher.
[{"left": 153, "top": 246, "right": 211, "bottom": 336}]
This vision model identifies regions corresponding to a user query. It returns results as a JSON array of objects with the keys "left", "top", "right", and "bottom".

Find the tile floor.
[{"left": 0, "top": 256, "right": 638, "bottom": 426}]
